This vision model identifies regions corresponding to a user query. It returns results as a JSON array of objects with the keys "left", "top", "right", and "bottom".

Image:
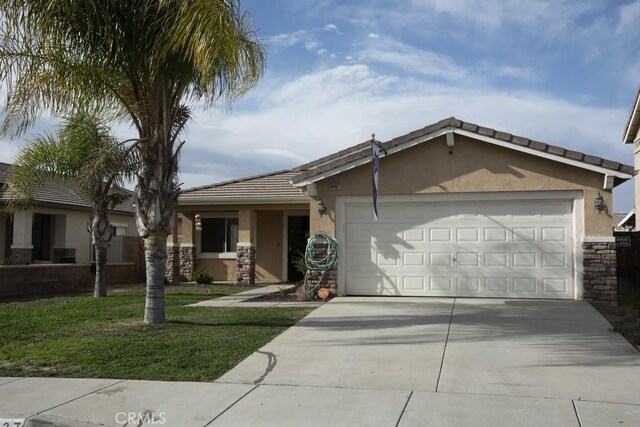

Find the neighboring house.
[
  {"left": 172, "top": 117, "right": 633, "bottom": 304},
  {"left": 0, "top": 162, "right": 138, "bottom": 265},
  {"left": 623, "top": 84, "right": 640, "bottom": 230},
  {"left": 613, "top": 210, "right": 635, "bottom": 232}
]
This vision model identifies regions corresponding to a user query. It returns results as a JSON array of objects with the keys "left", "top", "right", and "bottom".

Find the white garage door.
[{"left": 344, "top": 199, "right": 574, "bottom": 298}]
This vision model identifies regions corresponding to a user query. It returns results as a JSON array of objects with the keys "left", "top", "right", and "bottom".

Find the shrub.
[
  {"left": 292, "top": 251, "right": 307, "bottom": 277},
  {"left": 193, "top": 270, "right": 213, "bottom": 285}
]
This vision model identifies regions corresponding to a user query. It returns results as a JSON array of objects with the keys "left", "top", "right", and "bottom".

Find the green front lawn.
[{"left": 0, "top": 285, "right": 314, "bottom": 381}]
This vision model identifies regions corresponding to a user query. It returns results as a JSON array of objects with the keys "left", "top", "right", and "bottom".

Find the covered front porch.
[{"left": 168, "top": 204, "right": 310, "bottom": 285}]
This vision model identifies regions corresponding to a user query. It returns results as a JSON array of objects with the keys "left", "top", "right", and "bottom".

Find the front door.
[
  {"left": 32, "top": 214, "right": 52, "bottom": 261},
  {"left": 287, "top": 215, "right": 310, "bottom": 282}
]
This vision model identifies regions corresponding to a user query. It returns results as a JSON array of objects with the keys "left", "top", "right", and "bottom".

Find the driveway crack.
[
  {"left": 253, "top": 350, "right": 277, "bottom": 384},
  {"left": 436, "top": 298, "right": 456, "bottom": 392},
  {"left": 395, "top": 391, "right": 413, "bottom": 427},
  {"left": 571, "top": 400, "right": 583, "bottom": 427}
]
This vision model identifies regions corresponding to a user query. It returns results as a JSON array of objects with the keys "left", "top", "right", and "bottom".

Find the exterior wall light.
[
  {"left": 195, "top": 213, "right": 202, "bottom": 231},
  {"left": 317, "top": 200, "right": 327, "bottom": 217},
  {"left": 595, "top": 193, "right": 605, "bottom": 214}
]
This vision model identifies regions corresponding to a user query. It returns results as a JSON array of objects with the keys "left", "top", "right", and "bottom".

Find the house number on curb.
[{"left": 0, "top": 419, "right": 26, "bottom": 427}]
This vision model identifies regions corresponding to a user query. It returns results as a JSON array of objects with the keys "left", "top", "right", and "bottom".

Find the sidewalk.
[{"left": 2, "top": 376, "right": 639, "bottom": 426}]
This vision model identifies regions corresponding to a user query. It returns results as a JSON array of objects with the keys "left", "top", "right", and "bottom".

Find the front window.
[{"left": 201, "top": 217, "right": 238, "bottom": 253}]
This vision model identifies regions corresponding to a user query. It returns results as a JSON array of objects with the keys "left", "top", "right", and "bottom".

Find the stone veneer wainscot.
[
  {"left": 582, "top": 241, "right": 617, "bottom": 306},
  {"left": 236, "top": 243, "right": 256, "bottom": 285}
]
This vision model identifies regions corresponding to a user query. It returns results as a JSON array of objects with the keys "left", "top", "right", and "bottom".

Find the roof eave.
[
  {"left": 623, "top": 92, "right": 640, "bottom": 144},
  {"left": 617, "top": 209, "right": 636, "bottom": 228},
  {"left": 178, "top": 197, "right": 310, "bottom": 206},
  {"left": 292, "top": 127, "right": 633, "bottom": 187}
]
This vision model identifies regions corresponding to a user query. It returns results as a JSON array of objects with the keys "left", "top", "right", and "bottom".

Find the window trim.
[{"left": 195, "top": 212, "right": 239, "bottom": 259}]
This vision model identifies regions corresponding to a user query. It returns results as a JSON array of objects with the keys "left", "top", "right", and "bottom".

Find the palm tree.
[
  {"left": 7, "top": 113, "right": 136, "bottom": 297},
  {"left": 0, "top": 1, "right": 265, "bottom": 323}
]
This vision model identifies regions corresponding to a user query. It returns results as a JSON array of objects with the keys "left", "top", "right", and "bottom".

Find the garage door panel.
[
  {"left": 403, "top": 228, "right": 425, "bottom": 242},
  {"left": 513, "top": 228, "right": 536, "bottom": 241},
  {"left": 376, "top": 253, "right": 399, "bottom": 266},
  {"left": 542, "top": 252, "right": 567, "bottom": 267},
  {"left": 457, "top": 277, "right": 480, "bottom": 291},
  {"left": 542, "top": 228, "right": 566, "bottom": 242},
  {"left": 430, "top": 277, "right": 452, "bottom": 291},
  {"left": 403, "top": 252, "right": 425, "bottom": 266},
  {"left": 403, "top": 276, "right": 425, "bottom": 291},
  {"left": 430, "top": 252, "right": 452, "bottom": 266},
  {"left": 429, "top": 228, "right": 452, "bottom": 242},
  {"left": 513, "top": 277, "right": 537, "bottom": 292},
  {"left": 457, "top": 252, "right": 479, "bottom": 266},
  {"left": 485, "top": 252, "right": 508, "bottom": 266},
  {"left": 543, "top": 278, "right": 568, "bottom": 294},
  {"left": 485, "top": 228, "right": 508, "bottom": 241},
  {"left": 456, "top": 228, "right": 479, "bottom": 242},
  {"left": 345, "top": 199, "right": 574, "bottom": 299},
  {"left": 485, "top": 277, "right": 508, "bottom": 292},
  {"left": 513, "top": 253, "right": 536, "bottom": 267}
]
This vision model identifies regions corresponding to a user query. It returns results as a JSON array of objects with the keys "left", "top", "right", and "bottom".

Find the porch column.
[
  {"left": 165, "top": 209, "right": 181, "bottom": 284},
  {"left": 10, "top": 208, "right": 33, "bottom": 265},
  {"left": 179, "top": 214, "right": 195, "bottom": 282},
  {"left": 236, "top": 208, "right": 256, "bottom": 285}
]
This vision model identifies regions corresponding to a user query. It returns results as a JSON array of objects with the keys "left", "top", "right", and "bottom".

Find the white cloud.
[
  {"left": 367, "top": 33, "right": 381, "bottom": 39},
  {"left": 494, "top": 66, "right": 538, "bottom": 82},
  {"left": 266, "top": 30, "right": 319, "bottom": 52},
  {"left": 316, "top": 48, "right": 328, "bottom": 56},
  {"left": 322, "top": 24, "right": 341, "bottom": 34},
  {"left": 617, "top": 0, "right": 640, "bottom": 35},
  {"left": 359, "top": 35, "right": 468, "bottom": 82}
]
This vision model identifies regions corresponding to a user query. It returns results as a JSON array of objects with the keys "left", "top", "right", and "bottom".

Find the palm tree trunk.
[
  {"left": 91, "top": 208, "right": 112, "bottom": 298},
  {"left": 94, "top": 245, "right": 107, "bottom": 297},
  {"left": 135, "top": 123, "right": 180, "bottom": 324},
  {"left": 143, "top": 231, "right": 167, "bottom": 324}
]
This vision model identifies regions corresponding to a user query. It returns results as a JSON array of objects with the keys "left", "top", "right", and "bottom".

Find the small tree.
[{"left": 8, "top": 113, "right": 136, "bottom": 297}]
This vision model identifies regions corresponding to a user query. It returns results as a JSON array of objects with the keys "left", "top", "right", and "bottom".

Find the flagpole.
[
  {"left": 370, "top": 133, "right": 387, "bottom": 155},
  {"left": 371, "top": 133, "right": 381, "bottom": 221}
]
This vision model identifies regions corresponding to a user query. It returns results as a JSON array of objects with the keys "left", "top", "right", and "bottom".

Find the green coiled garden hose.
[{"left": 303, "top": 232, "right": 338, "bottom": 294}]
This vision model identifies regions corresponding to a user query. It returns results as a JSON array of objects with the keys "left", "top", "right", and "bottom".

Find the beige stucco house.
[
  {"left": 0, "top": 162, "right": 138, "bottom": 265},
  {"left": 172, "top": 117, "right": 633, "bottom": 304}
]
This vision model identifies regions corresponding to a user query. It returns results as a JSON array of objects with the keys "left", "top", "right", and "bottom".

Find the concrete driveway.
[{"left": 214, "top": 297, "right": 640, "bottom": 426}]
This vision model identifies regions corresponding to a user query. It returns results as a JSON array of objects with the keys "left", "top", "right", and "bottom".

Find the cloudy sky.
[{"left": 1, "top": 0, "right": 639, "bottom": 211}]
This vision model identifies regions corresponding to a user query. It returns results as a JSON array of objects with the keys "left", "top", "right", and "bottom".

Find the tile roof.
[
  {"left": 0, "top": 162, "right": 134, "bottom": 214},
  {"left": 179, "top": 169, "right": 308, "bottom": 204},
  {"left": 613, "top": 213, "right": 626, "bottom": 230},
  {"left": 613, "top": 210, "right": 635, "bottom": 232},
  {"left": 292, "top": 117, "right": 635, "bottom": 185}
]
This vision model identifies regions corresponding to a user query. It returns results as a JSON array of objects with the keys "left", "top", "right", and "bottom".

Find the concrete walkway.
[
  {"left": 187, "top": 284, "right": 325, "bottom": 307},
  {"left": 2, "top": 297, "right": 640, "bottom": 426}
]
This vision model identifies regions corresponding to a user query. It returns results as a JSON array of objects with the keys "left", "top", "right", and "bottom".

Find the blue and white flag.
[{"left": 372, "top": 140, "right": 380, "bottom": 221}]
